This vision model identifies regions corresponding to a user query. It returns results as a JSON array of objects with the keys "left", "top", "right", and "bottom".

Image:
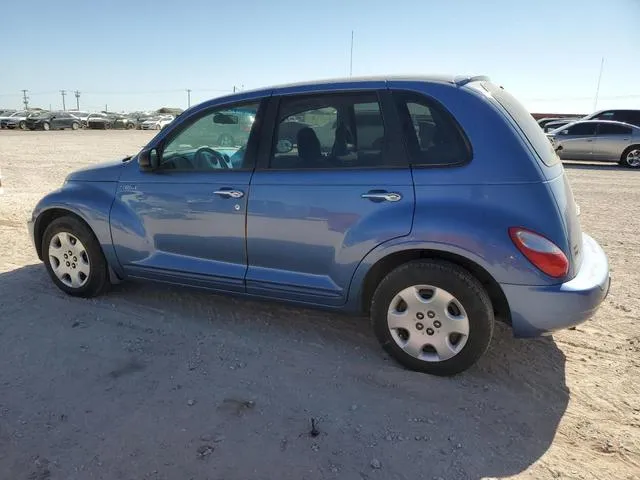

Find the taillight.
[{"left": 509, "top": 227, "right": 569, "bottom": 278}]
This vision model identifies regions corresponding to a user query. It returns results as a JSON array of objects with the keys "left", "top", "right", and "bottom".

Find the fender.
[{"left": 31, "top": 181, "right": 123, "bottom": 277}]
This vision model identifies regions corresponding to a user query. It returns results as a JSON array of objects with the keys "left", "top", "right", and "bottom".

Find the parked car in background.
[
  {"left": 584, "top": 109, "right": 640, "bottom": 128},
  {"left": 1, "top": 110, "right": 31, "bottom": 129},
  {"left": 547, "top": 120, "right": 640, "bottom": 167},
  {"left": 112, "top": 115, "right": 138, "bottom": 129},
  {"left": 140, "top": 115, "right": 174, "bottom": 130},
  {"left": 87, "top": 113, "right": 116, "bottom": 129},
  {"left": 537, "top": 117, "right": 581, "bottom": 129},
  {"left": 542, "top": 118, "right": 578, "bottom": 133},
  {"left": 28, "top": 75, "right": 610, "bottom": 376},
  {"left": 26, "top": 111, "right": 81, "bottom": 131},
  {"left": 0, "top": 109, "right": 17, "bottom": 120},
  {"left": 68, "top": 111, "right": 91, "bottom": 127}
]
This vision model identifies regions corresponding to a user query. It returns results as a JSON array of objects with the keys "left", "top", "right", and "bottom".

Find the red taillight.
[{"left": 509, "top": 227, "right": 569, "bottom": 278}]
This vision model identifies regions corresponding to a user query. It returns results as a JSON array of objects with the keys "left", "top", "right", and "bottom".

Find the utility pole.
[
  {"left": 21, "top": 89, "right": 29, "bottom": 110},
  {"left": 60, "top": 90, "right": 67, "bottom": 111},
  {"left": 74, "top": 90, "right": 80, "bottom": 110},
  {"left": 593, "top": 57, "right": 605, "bottom": 111},
  {"left": 233, "top": 85, "right": 237, "bottom": 93},
  {"left": 349, "top": 30, "right": 354, "bottom": 77},
  {"left": 186, "top": 89, "right": 191, "bottom": 108}
]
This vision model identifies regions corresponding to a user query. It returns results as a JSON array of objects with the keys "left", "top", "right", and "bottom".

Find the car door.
[
  {"left": 245, "top": 88, "right": 415, "bottom": 306},
  {"left": 50, "top": 113, "right": 63, "bottom": 129},
  {"left": 555, "top": 122, "right": 597, "bottom": 159},
  {"left": 592, "top": 122, "right": 633, "bottom": 161},
  {"left": 111, "top": 99, "right": 264, "bottom": 291}
]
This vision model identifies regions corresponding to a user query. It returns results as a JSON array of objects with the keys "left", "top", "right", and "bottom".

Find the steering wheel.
[{"left": 194, "top": 147, "right": 230, "bottom": 170}]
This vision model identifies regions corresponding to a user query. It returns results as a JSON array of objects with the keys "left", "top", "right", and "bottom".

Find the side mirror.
[{"left": 139, "top": 148, "right": 160, "bottom": 171}]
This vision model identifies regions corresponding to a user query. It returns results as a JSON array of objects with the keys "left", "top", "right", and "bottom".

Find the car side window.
[
  {"left": 566, "top": 123, "right": 597, "bottom": 136},
  {"left": 593, "top": 111, "right": 615, "bottom": 121},
  {"left": 393, "top": 92, "right": 470, "bottom": 166},
  {"left": 161, "top": 102, "right": 260, "bottom": 171},
  {"left": 598, "top": 123, "right": 632, "bottom": 135},
  {"left": 270, "top": 93, "right": 394, "bottom": 169}
]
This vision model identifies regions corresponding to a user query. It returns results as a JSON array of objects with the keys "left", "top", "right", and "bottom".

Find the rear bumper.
[{"left": 501, "top": 233, "right": 610, "bottom": 337}]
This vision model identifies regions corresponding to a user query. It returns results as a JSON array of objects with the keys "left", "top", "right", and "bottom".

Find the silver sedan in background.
[{"left": 547, "top": 120, "right": 640, "bottom": 168}]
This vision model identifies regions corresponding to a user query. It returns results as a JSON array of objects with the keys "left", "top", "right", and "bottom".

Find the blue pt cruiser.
[{"left": 28, "top": 75, "right": 610, "bottom": 375}]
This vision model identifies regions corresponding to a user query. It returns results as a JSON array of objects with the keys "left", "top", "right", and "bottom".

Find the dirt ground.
[{"left": 0, "top": 129, "right": 638, "bottom": 480}]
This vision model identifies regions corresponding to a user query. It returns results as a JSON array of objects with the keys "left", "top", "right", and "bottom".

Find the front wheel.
[
  {"left": 71, "top": 122, "right": 79, "bottom": 130},
  {"left": 42, "top": 122, "right": 50, "bottom": 131},
  {"left": 42, "top": 216, "right": 109, "bottom": 297},
  {"left": 620, "top": 145, "right": 640, "bottom": 168},
  {"left": 18, "top": 121, "right": 26, "bottom": 130},
  {"left": 370, "top": 260, "right": 494, "bottom": 376}
]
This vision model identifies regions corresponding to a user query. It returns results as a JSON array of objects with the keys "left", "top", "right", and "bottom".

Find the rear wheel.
[
  {"left": 370, "top": 260, "right": 494, "bottom": 376},
  {"left": 42, "top": 122, "right": 50, "bottom": 131},
  {"left": 620, "top": 145, "right": 640, "bottom": 168},
  {"left": 71, "top": 122, "right": 79, "bottom": 130},
  {"left": 42, "top": 216, "right": 109, "bottom": 297}
]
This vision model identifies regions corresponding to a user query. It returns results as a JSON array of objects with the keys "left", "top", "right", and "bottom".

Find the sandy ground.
[{"left": 0, "top": 129, "right": 638, "bottom": 480}]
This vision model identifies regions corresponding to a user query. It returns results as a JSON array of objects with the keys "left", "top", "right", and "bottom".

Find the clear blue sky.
[{"left": 2, "top": 0, "right": 639, "bottom": 113}]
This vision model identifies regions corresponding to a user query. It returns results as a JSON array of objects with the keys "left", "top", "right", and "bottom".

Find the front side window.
[
  {"left": 566, "top": 123, "right": 597, "bottom": 136},
  {"left": 592, "top": 111, "right": 615, "bottom": 121},
  {"left": 394, "top": 92, "right": 470, "bottom": 166},
  {"left": 598, "top": 123, "right": 632, "bottom": 135},
  {"left": 161, "top": 102, "right": 259, "bottom": 170},
  {"left": 270, "top": 93, "right": 392, "bottom": 169}
]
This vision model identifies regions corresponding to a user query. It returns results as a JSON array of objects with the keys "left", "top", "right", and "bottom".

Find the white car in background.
[
  {"left": 140, "top": 115, "right": 174, "bottom": 130},
  {"left": 68, "top": 111, "right": 91, "bottom": 126}
]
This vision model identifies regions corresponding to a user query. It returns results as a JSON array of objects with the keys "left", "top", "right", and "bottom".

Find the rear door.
[
  {"left": 555, "top": 122, "right": 597, "bottom": 159},
  {"left": 245, "top": 88, "right": 414, "bottom": 305},
  {"left": 592, "top": 122, "right": 633, "bottom": 161}
]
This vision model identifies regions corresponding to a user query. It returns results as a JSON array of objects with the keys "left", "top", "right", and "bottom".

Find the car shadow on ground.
[
  {"left": 0, "top": 264, "right": 569, "bottom": 480},
  {"left": 562, "top": 160, "right": 638, "bottom": 171}
]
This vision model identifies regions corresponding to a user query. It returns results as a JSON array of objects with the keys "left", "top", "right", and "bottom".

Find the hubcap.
[
  {"left": 627, "top": 149, "right": 640, "bottom": 167},
  {"left": 48, "top": 232, "right": 90, "bottom": 288},
  {"left": 387, "top": 285, "right": 470, "bottom": 362}
]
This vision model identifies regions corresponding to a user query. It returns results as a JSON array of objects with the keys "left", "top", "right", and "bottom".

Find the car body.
[
  {"left": 26, "top": 111, "right": 81, "bottom": 131},
  {"left": 140, "top": 115, "right": 174, "bottom": 130},
  {"left": 0, "top": 109, "right": 17, "bottom": 125},
  {"left": 28, "top": 75, "right": 610, "bottom": 375},
  {"left": 0, "top": 110, "right": 30, "bottom": 129},
  {"left": 547, "top": 119, "right": 640, "bottom": 167},
  {"left": 542, "top": 118, "right": 580, "bottom": 133},
  {"left": 87, "top": 113, "right": 116, "bottom": 129},
  {"left": 112, "top": 115, "right": 139, "bottom": 130},
  {"left": 68, "top": 111, "right": 91, "bottom": 126},
  {"left": 537, "top": 116, "right": 582, "bottom": 130}
]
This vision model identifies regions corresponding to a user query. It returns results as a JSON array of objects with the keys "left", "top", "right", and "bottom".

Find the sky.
[{"left": 1, "top": 0, "right": 639, "bottom": 114}]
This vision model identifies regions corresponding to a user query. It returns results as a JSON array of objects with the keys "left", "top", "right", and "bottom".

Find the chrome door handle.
[
  {"left": 214, "top": 189, "right": 244, "bottom": 199},
  {"left": 361, "top": 192, "right": 402, "bottom": 202}
]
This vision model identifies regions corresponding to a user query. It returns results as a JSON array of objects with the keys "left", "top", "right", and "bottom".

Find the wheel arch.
[
  {"left": 34, "top": 208, "right": 94, "bottom": 260},
  {"left": 356, "top": 248, "right": 511, "bottom": 326}
]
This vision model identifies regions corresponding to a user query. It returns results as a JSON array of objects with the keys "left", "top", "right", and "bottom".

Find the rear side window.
[
  {"left": 479, "top": 82, "right": 560, "bottom": 167},
  {"left": 598, "top": 123, "right": 632, "bottom": 135},
  {"left": 394, "top": 92, "right": 470, "bottom": 166}
]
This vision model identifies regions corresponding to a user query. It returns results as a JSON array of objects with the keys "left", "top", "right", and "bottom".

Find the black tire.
[
  {"left": 619, "top": 145, "right": 640, "bottom": 168},
  {"left": 42, "top": 216, "right": 110, "bottom": 297},
  {"left": 71, "top": 122, "right": 79, "bottom": 130},
  {"left": 18, "top": 121, "right": 26, "bottom": 130},
  {"left": 42, "top": 122, "right": 50, "bottom": 131},
  {"left": 370, "top": 260, "right": 494, "bottom": 376}
]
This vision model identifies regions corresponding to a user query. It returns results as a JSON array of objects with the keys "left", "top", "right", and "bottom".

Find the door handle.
[
  {"left": 361, "top": 192, "right": 402, "bottom": 202},
  {"left": 214, "top": 189, "right": 244, "bottom": 199}
]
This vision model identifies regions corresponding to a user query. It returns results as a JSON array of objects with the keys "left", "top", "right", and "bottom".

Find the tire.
[
  {"left": 370, "top": 259, "right": 494, "bottom": 376},
  {"left": 42, "top": 216, "right": 110, "bottom": 297},
  {"left": 620, "top": 145, "right": 640, "bottom": 168},
  {"left": 71, "top": 122, "right": 79, "bottom": 130},
  {"left": 43, "top": 122, "right": 50, "bottom": 131},
  {"left": 18, "top": 121, "right": 26, "bottom": 130},
  {"left": 155, "top": 124, "right": 161, "bottom": 130},
  {"left": 127, "top": 123, "right": 135, "bottom": 130}
]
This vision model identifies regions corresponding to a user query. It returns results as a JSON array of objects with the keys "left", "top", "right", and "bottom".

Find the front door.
[
  {"left": 557, "top": 122, "right": 597, "bottom": 159},
  {"left": 111, "top": 101, "right": 262, "bottom": 291},
  {"left": 246, "top": 89, "right": 415, "bottom": 305}
]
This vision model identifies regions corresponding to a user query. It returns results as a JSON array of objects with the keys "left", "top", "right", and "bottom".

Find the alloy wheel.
[{"left": 48, "top": 232, "right": 90, "bottom": 288}]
